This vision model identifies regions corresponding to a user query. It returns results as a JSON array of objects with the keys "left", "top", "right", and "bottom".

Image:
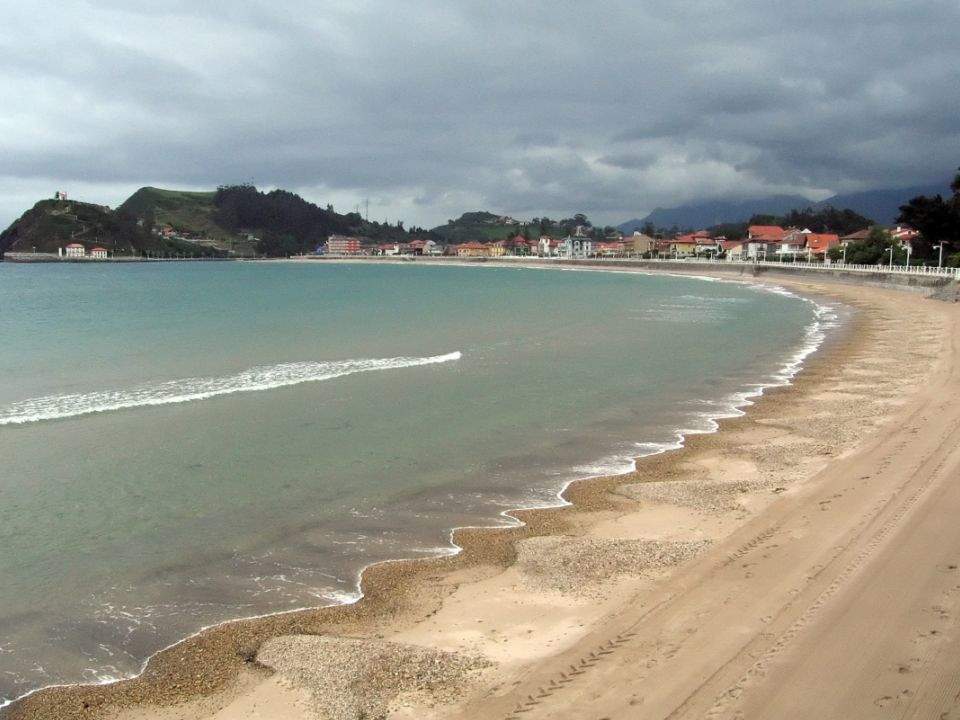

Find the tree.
[
  {"left": 832, "top": 226, "right": 907, "bottom": 265},
  {"left": 897, "top": 168, "right": 960, "bottom": 259}
]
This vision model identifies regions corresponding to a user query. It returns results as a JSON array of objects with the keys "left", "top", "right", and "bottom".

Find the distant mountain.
[
  {"left": 618, "top": 195, "right": 810, "bottom": 233},
  {"left": 821, "top": 184, "right": 949, "bottom": 225},
  {"left": 618, "top": 183, "right": 950, "bottom": 232}
]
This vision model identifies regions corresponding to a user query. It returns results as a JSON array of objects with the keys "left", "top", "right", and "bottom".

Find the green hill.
[
  {"left": 2, "top": 184, "right": 430, "bottom": 259},
  {"left": 119, "top": 187, "right": 220, "bottom": 235},
  {"left": 118, "top": 187, "right": 259, "bottom": 254},
  {"left": 431, "top": 211, "right": 538, "bottom": 244},
  {"left": 0, "top": 197, "right": 225, "bottom": 257}
]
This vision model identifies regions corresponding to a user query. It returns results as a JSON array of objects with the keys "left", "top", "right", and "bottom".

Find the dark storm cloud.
[{"left": 1, "top": 0, "right": 958, "bottom": 227}]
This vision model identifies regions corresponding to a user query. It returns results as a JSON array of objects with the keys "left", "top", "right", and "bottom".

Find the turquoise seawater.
[{"left": 0, "top": 261, "right": 825, "bottom": 704}]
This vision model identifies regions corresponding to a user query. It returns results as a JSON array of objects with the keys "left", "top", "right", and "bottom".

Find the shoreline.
[
  {"left": 4, "top": 267, "right": 951, "bottom": 720},
  {"left": 0, "top": 264, "right": 835, "bottom": 713}
]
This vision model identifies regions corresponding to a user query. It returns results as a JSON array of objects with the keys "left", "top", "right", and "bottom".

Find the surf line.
[{"left": 0, "top": 351, "right": 463, "bottom": 426}]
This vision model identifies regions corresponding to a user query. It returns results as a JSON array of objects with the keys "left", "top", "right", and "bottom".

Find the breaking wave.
[{"left": 0, "top": 352, "right": 462, "bottom": 426}]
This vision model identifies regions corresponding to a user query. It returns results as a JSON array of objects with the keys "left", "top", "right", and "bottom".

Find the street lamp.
[
  {"left": 906, "top": 244, "right": 912, "bottom": 269},
  {"left": 934, "top": 242, "right": 945, "bottom": 268},
  {"left": 842, "top": 243, "right": 847, "bottom": 265},
  {"left": 887, "top": 246, "right": 894, "bottom": 270}
]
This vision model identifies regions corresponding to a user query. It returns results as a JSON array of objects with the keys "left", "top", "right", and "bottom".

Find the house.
[
  {"left": 90, "top": 247, "right": 108, "bottom": 259},
  {"left": 891, "top": 225, "right": 920, "bottom": 247},
  {"left": 326, "top": 235, "right": 363, "bottom": 255},
  {"left": 668, "top": 233, "right": 699, "bottom": 256},
  {"left": 64, "top": 243, "right": 86, "bottom": 258},
  {"left": 558, "top": 237, "right": 593, "bottom": 258},
  {"left": 595, "top": 241, "right": 627, "bottom": 257},
  {"left": 488, "top": 240, "right": 507, "bottom": 257},
  {"left": 375, "top": 243, "right": 400, "bottom": 256},
  {"left": 776, "top": 228, "right": 812, "bottom": 258},
  {"left": 54, "top": 190, "right": 68, "bottom": 201},
  {"left": 742, "top": 225, "right": 787, "bottom": 260},
  {"left": 537, "top": 236, "right": 554, "bottom": 257},
  {"left": 805, "top": 233, "right": 841, "bottom": 258},
  {"left": 840, "top": 228, "right": 872, "bottom": 245},
  {"left": 406, "top": 239, "right": 440, "bottom": 256},
  {"left": 506, "top": 234, "right": 531, "bottom": 256},
  {"left": 630, "top": 232, "right": 656, "bottom": 255},
  {"left": 722, "top": 239, "right": 747, "bottom": 261},
  {"left": 456, "top": 241, "right": 489, "bottom": 257}
]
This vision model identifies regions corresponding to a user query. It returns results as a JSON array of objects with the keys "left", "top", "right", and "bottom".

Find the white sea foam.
[{"left": 0, "top": 351, "right": 462, "bottom": 426}]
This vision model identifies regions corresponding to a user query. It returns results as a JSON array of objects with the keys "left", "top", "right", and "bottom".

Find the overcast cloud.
[{"left": 1, "top": 0, "right": 958, "bottom": 229}]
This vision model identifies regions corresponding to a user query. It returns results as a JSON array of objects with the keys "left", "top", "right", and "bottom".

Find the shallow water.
[{"left": 0, "top": 261, "right": 825, "bottom": 704}]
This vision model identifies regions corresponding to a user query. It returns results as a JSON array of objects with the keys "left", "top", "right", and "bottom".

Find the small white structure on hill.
[{"left": 54, "top": 190, "right": 68, "bottom": 201}]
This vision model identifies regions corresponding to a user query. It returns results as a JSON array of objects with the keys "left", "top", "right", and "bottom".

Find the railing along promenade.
[{"left": 522, "top": 255, "right": 960, "bottom": 279}]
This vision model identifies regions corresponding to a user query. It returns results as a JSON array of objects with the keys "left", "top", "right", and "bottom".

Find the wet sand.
[{"left": 6, "top": 271, "right": 959, "bottom": 720}]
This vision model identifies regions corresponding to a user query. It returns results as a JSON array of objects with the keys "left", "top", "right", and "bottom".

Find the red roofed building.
[
  {"left": 891, "top": 225, "right": 920, "bottom": 247},
  {"left": 90, "top": 246, "right": 108, "bottom": 259},
  {"left": 594, "top": 241, "right": 627, "bottom": 257},
  {"left": 840, "top": 228, "right": 872, "bottom": 244},
  {"left": 747, "top": 225, "right": 786, "bottom": 241},
  {"left": 507, "top": 234, "right": 531, "bottom": 255},
  {"left": 805, "top": 233, "right": 841, "bottom": 258},
  {"left": 456, "top": 241, "right": 489, "bottom": 257},
  {"left": 64, "top": 243, "right": 86, "bottom": 258},
  {"left": 733, "top": 225, "right": 786, "bottom": 260}
]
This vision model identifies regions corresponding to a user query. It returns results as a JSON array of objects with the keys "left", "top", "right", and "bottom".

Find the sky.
[{"left": 1, "top": 0, "right": 958, "bottom": 230}]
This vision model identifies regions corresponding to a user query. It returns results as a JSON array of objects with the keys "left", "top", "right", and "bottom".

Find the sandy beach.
[{"left": 7, "top": 269, "right": 960, "bottom": 720}]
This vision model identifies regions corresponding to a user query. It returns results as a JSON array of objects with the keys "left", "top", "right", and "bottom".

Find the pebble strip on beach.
[{"left": 257, "top": 636, "right": 490, "bottom": 720}]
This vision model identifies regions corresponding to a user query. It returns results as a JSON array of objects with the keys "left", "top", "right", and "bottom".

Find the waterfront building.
[
  {"left": 630, "top": 232, "right": 656, "bottom": 256},
  {"left": 805, "top": 233, "right": 841, "bottom": 258},
  {"left": 90, "top": 247, "right": 108, "bottom": 259},
  {"left": 456, "top": 241, "right": 489, "bottom": 257},
  {"left": 326, "top": 235, "right": 363, "bottom": 255},
  {"left": 64, "top": 243, "right": 86, "bottom": 258},
  {"left": 741, "top": 225, "right": 787, "bottom": 260}
]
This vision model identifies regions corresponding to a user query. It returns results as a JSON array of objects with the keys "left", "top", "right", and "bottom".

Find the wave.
[{"left": 0, "top": 351, "right": 462, "bottom": 426}]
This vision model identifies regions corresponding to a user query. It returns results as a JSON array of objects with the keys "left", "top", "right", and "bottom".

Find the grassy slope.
[
  {"left": 120, "top": 187, "right": 220, "bottom": 235},
  {"left": 119, "top": 187, "right": 257, "bottom": 255}
]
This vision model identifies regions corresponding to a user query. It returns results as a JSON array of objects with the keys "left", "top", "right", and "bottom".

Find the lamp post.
[
  {"left": 934, "top": 242, "right": 945, "bottom": 268},
  {"left": 842, "top": 243, "right": 847, "bottom": 265},
  {"left": 887, "top": 246, "right": 894, "bottom": 270},
  {"left": 906, "top": 244, "right": 912, "bottom": 269}
]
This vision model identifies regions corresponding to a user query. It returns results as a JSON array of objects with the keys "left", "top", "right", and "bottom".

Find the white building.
[
  {"left": 90, "top": 246, "right": 108, "bottom": 259},
  {"left": 64, "top": 243, "right": 85, "bottom": 258},
  {"left": 557, "top": 237, "right": 593, "bottom": 258},
  {"left": 774, "top": 228, "right": 812, "bottom": 259}
]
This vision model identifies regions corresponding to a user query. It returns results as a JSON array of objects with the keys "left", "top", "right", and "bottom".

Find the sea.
[{"left": 0, "top": 260, "right": 835, "bottom": 706}]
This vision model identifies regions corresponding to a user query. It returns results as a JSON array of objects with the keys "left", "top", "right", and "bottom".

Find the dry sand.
[{"left": 8, "top": 271, "right": 960, "bottom": 720}]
